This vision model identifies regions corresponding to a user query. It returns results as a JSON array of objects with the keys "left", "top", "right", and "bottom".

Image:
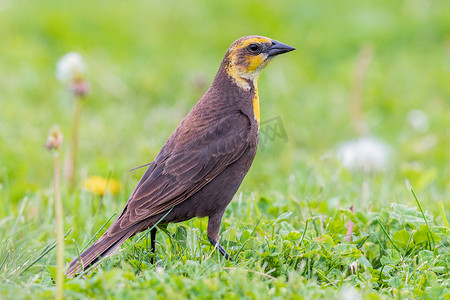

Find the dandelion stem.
[
  {"left": 350, "top": 45, "right": 372, "bottom": 136},
  {"left": 54, "top": 150, "right": 64, "bottom": 300},
  {"left": 68, "top": 97, "right": 81, "bottom": 189}
]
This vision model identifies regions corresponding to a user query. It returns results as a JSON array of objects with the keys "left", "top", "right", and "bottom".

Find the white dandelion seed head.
[
  {"left": 56, "top": 52, "right": 86, "bottom": 84},
  {"left": 337, "top": 137, "right": 391, "bottom": 173},
  {"left": 407, "top": 109, "right": 429, "bottom": 133},
  {"left": 339, "top": 286, "right": 362, "bottom": 300}
]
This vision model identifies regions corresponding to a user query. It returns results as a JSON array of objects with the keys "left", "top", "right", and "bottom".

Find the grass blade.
[
  {"left": 438, "top": 201, "right": 449, "bottom": 228},
  {"left": 81, "top": 212, "right": 117, "bottom": 252},
  {"left": 410, "top": 187, "right": 435, "bottom": 250},
  {"left": 376, "top": 217, "right": 401, "bottom": 253},
  {"left": 19, "top": 227, "right": 73, "bottom": 275},
  {"left": 233, "top": 216, "right": 263, "bottom": 260}
]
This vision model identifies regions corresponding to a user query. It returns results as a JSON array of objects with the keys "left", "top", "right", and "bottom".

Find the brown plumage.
[{"left": 66, "top": 35, "right": 295, "bottom": 277}]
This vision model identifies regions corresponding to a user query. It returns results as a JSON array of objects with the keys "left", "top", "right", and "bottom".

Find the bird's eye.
[{"left": 248, "top": 43, "right": 261, "bottom": 54}]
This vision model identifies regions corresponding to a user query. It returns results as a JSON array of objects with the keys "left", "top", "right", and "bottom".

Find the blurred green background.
[
  {"left": 1, "top": 1, "right": 450, "bottom": 298},
  {"left": 1, "top": 0, "right": 449, "bottom": 213}
]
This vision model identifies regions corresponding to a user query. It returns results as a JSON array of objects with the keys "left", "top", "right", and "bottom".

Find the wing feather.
[{"left": 107, "top": 111, "right": 252, "bottom": 236}]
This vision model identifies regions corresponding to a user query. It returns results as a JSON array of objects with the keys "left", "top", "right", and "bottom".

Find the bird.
[{"left": 66, "top": 35, "right": 295, "bottom": 277}]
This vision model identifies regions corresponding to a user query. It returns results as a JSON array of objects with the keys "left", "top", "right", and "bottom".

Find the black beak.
[{"left": 266, "top": 40, "right": 295, "bottom": 57}]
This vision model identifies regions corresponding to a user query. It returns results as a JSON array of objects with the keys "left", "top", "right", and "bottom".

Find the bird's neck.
[{"left": 211, "top": 62, "right": 261, "bottom": 127}]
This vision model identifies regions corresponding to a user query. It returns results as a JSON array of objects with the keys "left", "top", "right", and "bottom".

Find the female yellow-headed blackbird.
[{"left": 66, "top": 35, "right": 294, "bottom": 277}]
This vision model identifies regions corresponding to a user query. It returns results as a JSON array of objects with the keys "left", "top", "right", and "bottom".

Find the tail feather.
[{"left": 65, "top": 226, "right": 139, "bottom": 278}]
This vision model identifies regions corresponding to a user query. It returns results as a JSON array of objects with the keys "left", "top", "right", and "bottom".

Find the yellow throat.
[{"left": 252, "top": 81, "right": 260, "bottom": 126}]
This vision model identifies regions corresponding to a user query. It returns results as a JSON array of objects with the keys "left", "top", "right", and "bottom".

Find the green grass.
[{"left": 1, "top": 0, "right": 450, "bottom": 299}]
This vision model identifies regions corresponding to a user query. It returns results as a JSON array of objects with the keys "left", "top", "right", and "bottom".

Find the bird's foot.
[{"left": 208, "top": 236, "right": 232, "bottom": 260}]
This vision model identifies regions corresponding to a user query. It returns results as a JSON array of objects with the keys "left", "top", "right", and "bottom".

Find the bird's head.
[{"left": 223, "top": 35, "right": 295, "bottom": 90}]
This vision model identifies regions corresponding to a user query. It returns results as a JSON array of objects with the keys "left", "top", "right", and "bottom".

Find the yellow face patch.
[
  {"left": 225, "top": 36, "right": 274, "bottom": 90},
  {"left": 245, "top": 55, "right": 266, "bottom": 72}
]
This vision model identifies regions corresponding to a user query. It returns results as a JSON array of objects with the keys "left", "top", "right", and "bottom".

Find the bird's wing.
[{"left": 108, "top": 111, "right": 253, "bottom": 234}]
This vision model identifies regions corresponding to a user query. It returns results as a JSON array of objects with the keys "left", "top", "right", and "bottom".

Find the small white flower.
[
  {"left": 336, "top": 137, "right": 391, "bottom": 172},
  {"left": 349, "top": 261, "right": 358, "bottom": 274},
  {"left": 56, "top": 52, "right": 86, "bottom": 84},
  {"left": 407, "top": 109, "right": 429, "bottom": 133}
]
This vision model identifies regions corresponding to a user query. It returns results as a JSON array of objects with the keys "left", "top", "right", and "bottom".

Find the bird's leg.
[
  {"left": 150, "top": 227, "right": 157, "bottom": 264},
  {"left": 207, "top": 212, "right": 231, "bottom": 260}
]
